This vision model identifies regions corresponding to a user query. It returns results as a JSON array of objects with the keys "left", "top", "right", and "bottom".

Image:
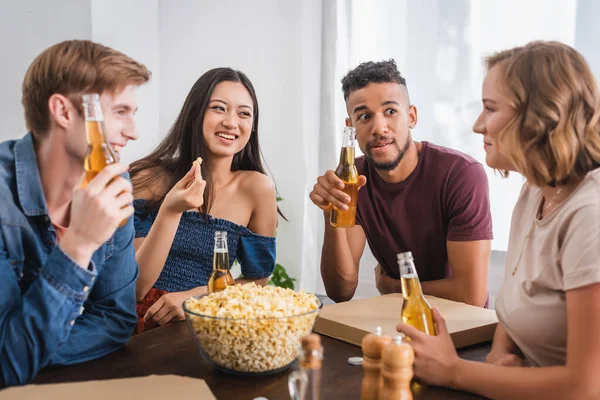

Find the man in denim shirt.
[{"left": 0, "top": 40, "right": 150, "bottom": 387}]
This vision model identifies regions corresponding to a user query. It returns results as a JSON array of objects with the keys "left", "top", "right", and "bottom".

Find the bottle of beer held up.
[
  {"left": 330, "top": 121, "right": 359, "bottom": 228},
  {"left": 208, "top": 231, "right": 235, "bottom": 293},
  {"left": 398, "top": 251, "right": 436, "bottom": 336},
  {"left": 82, "top": 93, "right": 127, "bottom": 228}
]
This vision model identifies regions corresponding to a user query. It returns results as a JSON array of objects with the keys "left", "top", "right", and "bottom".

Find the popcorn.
[
  {"left": 184, "top": 283, "right": 320, "bottom": 373},
  {"left": 192, "top": 157, "right": 202, "bottom": 168}
]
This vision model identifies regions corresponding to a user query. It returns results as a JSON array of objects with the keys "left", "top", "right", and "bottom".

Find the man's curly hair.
[{"left": 341, "top": 59, "right": 407, "bottom": 100}]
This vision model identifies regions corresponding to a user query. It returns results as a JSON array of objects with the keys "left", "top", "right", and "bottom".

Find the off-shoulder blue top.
[{"left": 133, "top": 199, "right": 276, "bottom": 292}]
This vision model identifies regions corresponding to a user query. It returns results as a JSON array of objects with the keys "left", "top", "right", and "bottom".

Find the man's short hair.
[
  {"left": 22, "top": 40, "right": 150, "bottom": 134},
  {"left": 341, "top": 59, "right": 407, "bottom": 101}
]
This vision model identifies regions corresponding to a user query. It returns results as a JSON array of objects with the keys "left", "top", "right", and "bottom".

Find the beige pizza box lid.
[
  {"left": 314, "top": 294, "right": 497, "bottom": 348},
  {"left": 0, "top": 375, "right": 216, "bottom": 400}
]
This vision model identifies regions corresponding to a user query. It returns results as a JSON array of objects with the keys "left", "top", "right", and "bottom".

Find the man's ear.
[
  {"left": 408, "top": 104, "right": 418, "bottom": 129},
  {"left": 48, "top": 94, "right": 78, "bottom": 130}
]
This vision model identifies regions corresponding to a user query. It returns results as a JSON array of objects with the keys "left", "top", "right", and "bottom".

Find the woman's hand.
[
  {"left": 143, "top": 291, "right": 192, "bottom": 326},
  {"left": 396, "top": 308, "right": 461, "bottom": 388},
  {"left": 162, "top": 164, "right": 206, "bottom": 214}
]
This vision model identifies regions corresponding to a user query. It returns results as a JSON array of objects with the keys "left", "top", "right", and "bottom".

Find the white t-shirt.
[{"left": 495, "top": 169, "right": 600, "bottom": 367}]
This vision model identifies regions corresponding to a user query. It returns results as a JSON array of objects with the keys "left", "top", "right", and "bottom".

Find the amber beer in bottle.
[
  {"left": 398, "top": 252, "right": 436, "bottom": 336},
  {"left": 330, "top": 122, "right": 359, "bottom": 228},
  {"left": 208, "top": 231, "right": 234, "bottom": 293},
  {"left": 82, "top": 94, "right": 127, "bottom": 227}
]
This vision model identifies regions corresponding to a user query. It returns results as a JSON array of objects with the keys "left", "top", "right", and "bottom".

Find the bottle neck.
[
  {"left": 83, "top": 99, "right": 107, "bottom": 146},
  {"left": 339, "top": 126, "right": 356, "bottom": 167},
  {"left": 84, "top": 120, "right": 108, "bottom": 146},
  {"left": 214, "top": 237, "right": 228, "bottom": 253},
  {"left": 398, "top": 257, "right": 418, "bottom": 277},
  {"left": 338, "top": 146, "right": 355, "bottom": 167},
  {"left": 399, "top": 258, "right": 424, "bottom": 296},
  {"left": 213, "top": 233, "right": 230, "bottom": 271},
  {"left": 83, "top": 98, "right": 104, "bottom": 122},
  {"left": 341, "top": 126, "right": 356, "bottom": 147}
]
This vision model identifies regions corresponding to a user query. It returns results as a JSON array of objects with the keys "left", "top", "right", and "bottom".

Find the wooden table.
[{"left": 35, "top": 321, "right": 490, "bottom": 399}]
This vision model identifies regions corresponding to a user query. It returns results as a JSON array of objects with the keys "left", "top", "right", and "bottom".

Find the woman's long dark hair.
[{"left": 131, "top": 67, "right": 285, "bottom": 219}]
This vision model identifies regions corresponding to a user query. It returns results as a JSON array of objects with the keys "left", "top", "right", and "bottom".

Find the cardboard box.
[
  {"left": 314, "top": 294, "right": 497, "bottom": 348},
  {"left": 0, "top": 375, "right": 216, "bottom": 400}
]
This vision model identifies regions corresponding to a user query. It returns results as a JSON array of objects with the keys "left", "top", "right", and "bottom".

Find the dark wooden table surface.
[{"left": 35, "top": 321, "right": 490, "bottom": 399}]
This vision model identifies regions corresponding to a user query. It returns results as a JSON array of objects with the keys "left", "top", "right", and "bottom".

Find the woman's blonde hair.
[{"left": 487, "top": 41, "right": 600, "bottom": 186}]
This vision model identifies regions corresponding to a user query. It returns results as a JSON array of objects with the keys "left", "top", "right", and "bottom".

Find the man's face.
[
  {"left": 346, "top": 82, "right": 417, "bottom": 171},
  {"left": 99, "top": 84, "right": 139, "bottom": 158},
  {"left": 66, "top": 84, "right": 139, "bottom": 162}
]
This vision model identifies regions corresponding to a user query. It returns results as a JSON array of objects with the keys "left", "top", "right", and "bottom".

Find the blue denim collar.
[{"left": 14, "top": 132, "right": 48, "bottom": 217}]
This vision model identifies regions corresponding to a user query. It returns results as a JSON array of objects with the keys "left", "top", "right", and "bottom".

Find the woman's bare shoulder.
[{"left": 238, "top": 171, "right": 275, "bottom": 198}]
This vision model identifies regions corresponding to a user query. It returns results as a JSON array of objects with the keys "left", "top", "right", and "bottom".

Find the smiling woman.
[
  {"left": 396, "top": 41, "right": 600, "bottom": 400},
  {"left": 128, "top": 68, "right": 284, "bottom": 334}
]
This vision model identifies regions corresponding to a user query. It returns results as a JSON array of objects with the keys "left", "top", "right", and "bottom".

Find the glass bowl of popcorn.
[{"left": 183, "top": 283, "right": 322, "bottom": 376}]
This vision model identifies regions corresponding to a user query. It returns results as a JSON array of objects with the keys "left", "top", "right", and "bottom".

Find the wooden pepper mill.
[
  {"left": 380, "top": 334, "right": 414, "bottom": 400},
  {"left": 361, "top": 326, "right": 392, "bottom": 400}
]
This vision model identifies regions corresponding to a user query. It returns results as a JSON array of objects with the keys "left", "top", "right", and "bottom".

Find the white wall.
[
  {"left": 90, "top": 0, "right": 161, "bottom": 165},
  {"left": 0, "top": 0, "right": 91, "bottom": 141},
  {"left": 575, "top": 1, "right": 600, "bottom": 93},
  {"left": 0, "top": 0, "right": 160, "bottom": 164},
  {"left": 158, "top": 0, "right": 323, "bottom": 291}
]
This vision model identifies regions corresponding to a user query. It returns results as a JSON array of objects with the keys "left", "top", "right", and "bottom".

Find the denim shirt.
[{"left": 0, "top": 133, "right": 138, "bottom": 387}]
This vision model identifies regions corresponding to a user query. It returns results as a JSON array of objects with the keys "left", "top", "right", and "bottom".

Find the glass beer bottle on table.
[
  {"left": 330, "top": 121, "right": 359, "bottom": 228},
  {"left": 398, "top": 251, "right": 436, "bottom": 336},
  {"left": 208, "top": 231, "right": 234, "bottom": 293}
]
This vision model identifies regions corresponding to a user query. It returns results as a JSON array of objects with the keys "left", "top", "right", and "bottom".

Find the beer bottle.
[
  {"left": 330, "top": 121, "right": 359, "bottom": 228},
  {"left": 82, "top": 93, "right": 127, "bottom": 227},
  {"left": 207, "top": 231, "right": 234, "bottom": 293},
  {"left": 398, "top": 252, "right": 436, "bottom": 336},
  {"left": 288, "top": 333, "right": 323, "bottom": 400}
]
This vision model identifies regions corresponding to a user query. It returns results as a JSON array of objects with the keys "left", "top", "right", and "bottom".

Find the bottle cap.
[
  {"left": 397, "top": 251, "right": 413, "bottom": 261},
  {"left": 348, "top": 356, "right": 363, "bottom": 366}
]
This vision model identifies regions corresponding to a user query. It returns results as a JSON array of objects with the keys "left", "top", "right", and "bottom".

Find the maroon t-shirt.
[{"left": 355, "top": 141, "right": 493, "bottom": 281}]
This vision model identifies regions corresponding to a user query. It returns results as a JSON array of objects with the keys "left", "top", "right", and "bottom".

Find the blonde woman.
[{"left": 397, "top": 41, "right": 600, "bottom": 399}]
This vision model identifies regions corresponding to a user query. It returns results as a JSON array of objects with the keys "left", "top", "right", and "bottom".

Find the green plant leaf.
[{"left": 268, "top": 263, "right": 296, "bottom": 290}]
